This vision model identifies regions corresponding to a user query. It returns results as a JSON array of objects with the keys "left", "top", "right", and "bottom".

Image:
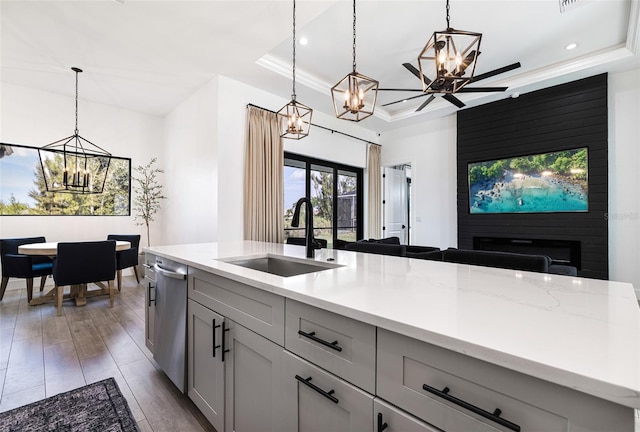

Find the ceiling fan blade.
[
  {"left": 443, "top": 94, "right": 466, "bottom": 108},
  {"left": 457, "top": 86, "right": 508, "bottom": 93},
  {"left": 382, "top": 93, "right": 429, "bottom": 107},
  {"left": 470, "top": 62, "right": 521, "bottom": 83},
  {"left": 415, "top": 95, "right": 436, "bottom": 111},
  {"left": 377, "top": 88, "right": 425, "bottom": 92},
  {"left": 403, "top": 63, "right": 432, "bottom": 86}
]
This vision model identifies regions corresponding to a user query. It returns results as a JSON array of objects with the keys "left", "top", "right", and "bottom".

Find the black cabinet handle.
[
  {"left": 147, "top": 283, "right": 155, "bottom": 307},
  {"left": 422, "top": 384, "right": 521, "bottom": 432},
  {"left": 377, "top": 413, "right": 388, "bottom": 432},
  {"left": 221, "top": 320, "right": 230, "bottom": 362},
  {"left": 212, "top": 319, "right": 221, "bottom": 358},
  {"left": 298, "top": 330, "right": 343, "bottom": 352},
  {"left": 295, "top": 375, "right": 339, "bottom": 404}
]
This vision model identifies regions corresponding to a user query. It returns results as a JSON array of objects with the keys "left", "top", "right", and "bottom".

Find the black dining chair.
[
  {"left": 52, "top": 240, "right": 116, "bottom": 316},
  {"left": 0, "top": 236, "right": 53, "bottom": 303},
  {"left": 107, "top": 234, "right": 141, "bottom": 291}
]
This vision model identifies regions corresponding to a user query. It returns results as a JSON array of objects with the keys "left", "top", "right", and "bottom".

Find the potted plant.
[{"left": 132, "top": 157, "right": 166, "bottom": 249}]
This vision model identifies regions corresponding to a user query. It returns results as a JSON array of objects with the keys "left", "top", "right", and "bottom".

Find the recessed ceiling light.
[
  {"left": 565, "top": 43, "right": 578, "bottom": 50},
  {"left": 299, "top": 37, "right": 308, "bottom": 46}
]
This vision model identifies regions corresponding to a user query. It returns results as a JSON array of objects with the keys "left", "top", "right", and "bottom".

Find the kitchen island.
[{"left": 145, "top": 241, "right": 640, "bottom": 432}]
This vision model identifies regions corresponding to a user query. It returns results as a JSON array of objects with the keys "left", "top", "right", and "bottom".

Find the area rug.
[{"left": 0, "top": 377, "right": 139, "bottom": 432}]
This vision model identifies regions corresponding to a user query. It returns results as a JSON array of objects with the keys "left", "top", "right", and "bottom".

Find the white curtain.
[
  {"left": 366, "top": 144, "right": 382, "bottom": 239},
  {"left": 244, "top": 107, "right": 284, "bottom": 243}
]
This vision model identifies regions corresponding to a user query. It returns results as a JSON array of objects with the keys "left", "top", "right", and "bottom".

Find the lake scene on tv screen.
[{"left": 468, "top": 148, "right": 588, "bottom": 214}]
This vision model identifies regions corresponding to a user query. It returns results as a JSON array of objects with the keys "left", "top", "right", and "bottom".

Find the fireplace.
[{"left": 473, "top": 237, "right": 582, "bottom": 270}]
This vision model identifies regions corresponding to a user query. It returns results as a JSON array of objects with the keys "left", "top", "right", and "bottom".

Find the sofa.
[
  {"left": 339, "top": 238, "right": 578, "bottom": 276},
  {"left": 437, "top": 248, "right": 577, "bottom": 275}
]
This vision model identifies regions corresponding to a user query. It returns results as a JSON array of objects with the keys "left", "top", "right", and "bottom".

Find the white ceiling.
[{"left": 1, "top": 0, "right": 639, "bottom": 133}]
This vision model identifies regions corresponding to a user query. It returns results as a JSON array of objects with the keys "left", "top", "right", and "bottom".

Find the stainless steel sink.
[{"left": 223, "top": 255, "right": 341, "bottom": 277}]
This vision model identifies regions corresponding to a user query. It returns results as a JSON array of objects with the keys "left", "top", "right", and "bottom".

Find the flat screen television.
[{"left": 468, "top": 147, "right": 588, "bottom": 214}]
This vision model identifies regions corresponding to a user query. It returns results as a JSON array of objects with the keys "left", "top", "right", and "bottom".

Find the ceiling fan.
[{"left": 378, "top": 60, "right": 522, "bottom": 112}]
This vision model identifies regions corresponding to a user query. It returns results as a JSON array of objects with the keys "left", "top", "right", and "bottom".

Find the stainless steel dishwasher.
[{"left": 153, "top": 257, "right": 188, "bottom": 392}]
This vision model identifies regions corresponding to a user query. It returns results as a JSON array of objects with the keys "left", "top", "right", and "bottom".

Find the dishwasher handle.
[{"left": 154, "top": 264, "right": 187, "bottom": 280}]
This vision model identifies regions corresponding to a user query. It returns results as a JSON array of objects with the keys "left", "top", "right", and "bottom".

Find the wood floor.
[
  {"left": 1, "top": 275, "right": 639, "bottom": 431},
  {"left": 0, "top": 275, "right": 215, "bottom": 432}
]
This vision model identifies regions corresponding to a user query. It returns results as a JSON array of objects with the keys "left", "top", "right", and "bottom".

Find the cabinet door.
[
  {"left": 224, "top": 320, "right": 284, "bottom": 432},
  {"left": 374, "top": 398, "right": 439, "bottom": 432},
  {"left": 188, "top": 299, "right": 225, "bottom": 432},
  {"left": 144, "top": 254, "right": 156, "bottom": 352},
  {"left": 283, "top": 351, "right": 373, "bottom": 432}
]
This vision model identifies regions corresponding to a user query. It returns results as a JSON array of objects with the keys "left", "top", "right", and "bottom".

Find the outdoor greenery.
[
  {"left": 469, "top": 148, "right": 588, "bottom": 185},
  {"left": 0, "top": 150, "right": 130, "bottom": 216},
  {"left": 132, "top": 158, "right": 166, "bottom": 247},
  {"left": 283, "top": 172, "right": 358, "bottom": 246}
]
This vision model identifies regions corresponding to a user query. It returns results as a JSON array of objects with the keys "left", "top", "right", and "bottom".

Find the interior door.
[{"left": 383, "top": 167, "right": 408, "bottom": 244}]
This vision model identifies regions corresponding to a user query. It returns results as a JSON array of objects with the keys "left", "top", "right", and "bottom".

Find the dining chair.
[
  {"left": 52, "top": 240, "right": 116, "bottom": 316},
  {"left": 0, "top": 236, "right": 53, "bottom": 302},
  {"left": 107, "top": 234, "right": 141, "bottom": 291}
]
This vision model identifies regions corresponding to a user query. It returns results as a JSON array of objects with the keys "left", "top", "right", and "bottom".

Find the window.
[
  {"left": 0, "top": 143, "right": 131, "bottom": 216},
  {"left": 284, "top": 152, "right": 363, "bottom": 248}
]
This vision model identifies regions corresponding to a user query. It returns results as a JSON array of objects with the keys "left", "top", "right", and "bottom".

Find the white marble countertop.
[{"left": 145, "top": 241, "right": 640, "bottom": 410}]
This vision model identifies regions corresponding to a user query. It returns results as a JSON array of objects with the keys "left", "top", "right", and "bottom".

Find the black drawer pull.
[
  {"left": 298, "top": 330, "right": 343, "bottom": 352},
  {"left": 295, "top": 375, "right": 339, "bottom": 404},
  {"left": 377, "top": 413, "right": 388, "bottom": 432},
  {"left": 221, "top": 320, "right": 230, "bottom": 362},
  {"left": 147, "top": 283, "right": 155, "bottom": 307},
  {"left": 212, "top": 319, "right": 221, "bottom": 358},
  {"left": 422, "top": 384, "right": 521, "bottom": 432}
]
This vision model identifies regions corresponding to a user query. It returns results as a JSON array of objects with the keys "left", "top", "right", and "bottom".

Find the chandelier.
[
  {"left": 277, "top": 0, "right": 312, "bottom": 139},
  {"left": 331, "top": 0, "right": 378, "bottom": 122},
  {"left": 38, "top": 67, "right": 111, "bottom": 194},
  {"left": 417, "top": 0, "right": 482, "bottom": 94}
]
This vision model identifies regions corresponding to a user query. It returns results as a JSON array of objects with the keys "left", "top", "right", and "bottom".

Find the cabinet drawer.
[
  {"left": 282, "top": 351, "right": 373, "bottom": 432},
  {"left": 285, "top": 299, "right": 376, "bottom": 394},
  {"left": 374, "top": 398, "right": 440, "bottom": 432},
  {"left": 188, "top": 268, "right": 285, "bottom": 345},
  {"left": 377, "top": 328, "right": 633, "bottom": 432}
]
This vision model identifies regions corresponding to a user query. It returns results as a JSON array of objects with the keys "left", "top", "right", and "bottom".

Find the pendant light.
[
  {"left": 331, "top": 0, "right": 378, "bottom": 122},
  {"left": 277, "top": 0, "right": 312, "bottom": 139},
  {"left": 417, "top": 0, "right": 482, "bottom": 94},
  {"left": 38, "top": 67, "right": 112, "bottom": 194}
]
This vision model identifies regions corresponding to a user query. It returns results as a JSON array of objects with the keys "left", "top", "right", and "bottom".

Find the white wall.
[
  {"left": 215, "top": 76, "right": 376, "bottom": 242},
  {"left": 608, "top": 68, "right": 640, "bottom": 297},
  {"left": 162, "top": 77, "right": 219, "bottom": 245},
  {"left": 0, "top": 83, "right": 163, "bottom": 247},
  {"left": 380, "top": 115, "right": 458, "bottom": 250}
]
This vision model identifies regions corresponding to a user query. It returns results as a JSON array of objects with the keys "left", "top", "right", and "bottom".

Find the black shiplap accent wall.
[{"left": 457, "top": 74, "right": 608, "bottom": 279}]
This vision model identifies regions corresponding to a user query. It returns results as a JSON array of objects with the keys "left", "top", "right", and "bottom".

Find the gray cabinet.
[
  {"left": 282, "top": 351, "right": 373, "bottom": 432},
  {"left": 188, "top": 267, "right": 285, "bottom": 345},
  {"left": 224, "top": 320, "right": 284, "bottom": 432},
  {"left": 188, "top": 299, "right": 225, "bottom": 432},
  {"left": 285, "top": 299, "right": 376, "bottom": 394},
  {"left": 377, "top": 328, "right": 634, "bottom": 432},
  {"left": 187, "top": 271, "right": 284, "bottom": 432},
  {"left": 374, "top": 399, "right": 439, "bottom": 432},
  {"left": 143, "top": 253, "right": 156, "bottom": 352}
]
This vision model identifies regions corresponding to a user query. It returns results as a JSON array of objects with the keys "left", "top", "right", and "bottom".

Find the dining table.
[
  {"left": 18, "top": 240, "right": 131, "bottom": 256},
  {"left": 18, "top": 240, "right": 131, "bottom": 308}
]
